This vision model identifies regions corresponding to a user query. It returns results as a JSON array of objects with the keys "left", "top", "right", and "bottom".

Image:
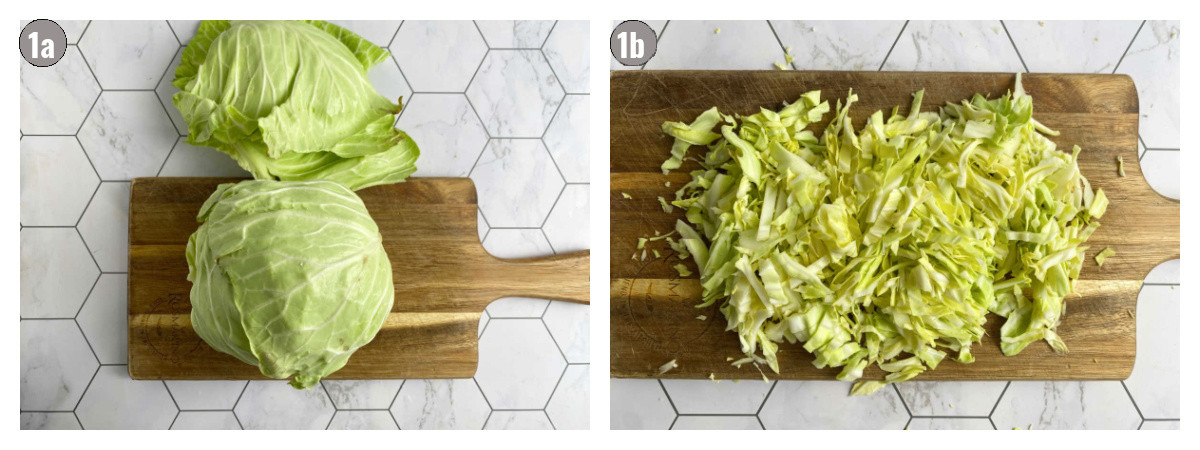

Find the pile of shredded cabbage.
[{"left": 658, "top": 75, "right": 1108, "bottom": 395}]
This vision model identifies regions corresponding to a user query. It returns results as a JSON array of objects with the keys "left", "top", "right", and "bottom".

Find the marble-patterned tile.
[
  {"left": 661, "top": 380, "right": 773, "bottom": 414},
  {"left": 392, "top": 21, "right": 488, "bottom": 92},
  {"left": 368, "top": 54, "right": 412, "bottom": 108},
  {"left": 770, "top": 20, "right": 905, "bottom": 71},
  {"left": 543, "top": 301, "right": 589, "bottom": 363},
  {"left": 78, "top": 91, "right": 178, "bottom": 180},
  {"left": 76, "top": 274, "right": 127, "bottom": 364},
  {"left": 1125, "top": 285, "right": 1179, "bottom": 419},
  {"left": 907, "top": 418, "right": 993, "bottom": 430},
  {"left": 164, "top": 380, "right": 248, "bottom": 410},
  {"left": 467, "top": 51, "right": 565, "bottom": 137},
  {"left": 476, "top": 319, "right": 567, "bottom": 409},
  {"left": 991, "top": 381, "right": 1141, "bottom": 429},
  {"left": 21, "top": 412, "right": 82, "bottom": 430},
  {"left": 482, "top": 229, "right": 555, "bottom": 317},
  {"left": 76, "top": 182, "right": 130, "bottom": 272},
  {"left": 1118, "top": 21, "right": 1179, "bottom": 149},
  {"left": 542, "top": 184, "right": 590, "bottom": 254},
  {"left": 396, "top": 93, "right": 490, "bottom": 177},
  {"left": 542, "top": 95, "right": 589, "bottom": 183},
  {"left": 1140, "top": 420, "right": 1180, "bottom": 430},
  {"left": 882, "top": 20, "right": 1025, "bottom": 72},
  {"left": 644, "top": 21, "right": 785, "bottom": 70},
  {"left": 171, "top": 411, "right": 241, "bottom": 430},
  {"left": 673, "top": 416, "right": 762, "bottom": 430},
  {"left": 1144, "top": 259, "right": 1179, "bottom": 284},
  {"left": 20, "top": 20, "right": 91, "bottom": 44},
  {"left": 485, "top": 411, "right": 555, "bottom": 430},
  {"left": 327, "top": 411, "right": 399, "bottom": 430},
  {"left": 155, "top": 47, "right": 188, "bottom": 136},
  {"left": 471, "top": 139, "right": 565, "bottom": 227},
  {"left": 76, "top": 366, "right": 177, "bottom": 429},
  {"left": 20, "top": 320, "right": 98, "bottom": 410},
  {"left": 476, "top": 20, "right": 556, "bottom": 48},
  {"left": 78, "top": 20, "right": 179, "bottom": 89},
  {"left": 543, "top": 21, "right": 589, "bottom": 94},
  {"left": 610, "top": 379, "right": 676, "bottom": 430},
  {"left": 893, "top": 381, "right": 1008, "bottom": 416},
  {"left": 20, "top": 136, "right": 99, "bottom": 226},
  {"left": 168, "top": 20, "right": 201, "bottom": 45},
  {"left": 610, "top": 20, "right": 668, "bottom": 70},
  {"left": 321, "top": 380, "right": 403, "bottom": 410},
  {"left": 234, "top": 381, "right": 335, "bottom": 430},
  {"left": 390, "top": 379, "right": 491, "bottom": 430},
  {"left": 21, "top": 46, "right": 100, "bottom": 135},
  {"left": 546, "top": 365, "right": 589, "bottom": 430},
  {"left": 21, "top": 228, "right": 99, "bottom": 318},
  {"left": 326, "top": 20, "right": 402, "bottom": 47},
  {"left": 759, "top": 381, "right": 909, "bottom": 429},
  {"left": 1140, "top": 150, "right": 1179, "bottom": 200},
  {"left": 158, "top": 138, "right": 249, "bottom": 177},
  {"left": 1005, "top": 20, "right": 1141, "bottom": 73}
]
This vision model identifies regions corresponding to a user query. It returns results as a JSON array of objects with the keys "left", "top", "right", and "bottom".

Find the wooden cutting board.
[
  {"left": 611, "top": 71, "right": 1179, "bottom": 381},
  {"left": 129, "top": 177, "right": 589, "bottom": 380}
]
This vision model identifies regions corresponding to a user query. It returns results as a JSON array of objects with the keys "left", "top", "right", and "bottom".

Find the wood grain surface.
[
  {"left": 129, "top": 177, "right": 589, "bottom": 381},
  {"left": 610, "top": 71, "right": 1179, "bottom": 381}
]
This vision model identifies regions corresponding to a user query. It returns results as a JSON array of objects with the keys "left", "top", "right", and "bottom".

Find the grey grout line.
[
  {"left": 892, "top": 383, "right": 913, "bottom": 418},
  {"left": 904, "top": 416, "right": 912, "bottom": 430},
  {"left": 540, "top": 317, "right": 570, "bottom": 363},
  {"left": 756, "top": 380, "right": 778, "bottom": 417},
  {"left": 471, "top": 20, "right": 491, "bottom": 49},
  {"left": 156, "top": 138, "right": 181, "bottom": 177},
  {"left": 164, "top": 20, "right": 182, "bottom": 47},
  {"left": 765, "top": 20, "right": 792, "bottom": 69},
  {"left": 388, "top": 20, "right": 406, "bottom": 49},
  {"left": 543, "top": 410, "right": 557, "bottom": 430},
  {"left": 1112, "top": 21, "right": 1147, "bottom": 74},
  {"left": 541, "top": 364, "right": 569, "bottom": 410},
  {"left": 909, "top": 415, "right": 992, "bottom": 419},
  {"left": 1000, "top": 21, "right": 1030, "bottom": 73},
  {"left": 481, "top": 409, "right": 492, "bottom": 430},
  {"left": 541, "top": 21, "right": 559, "bottom": 49},
  {"left": 988, "top": 381, "right": 1011, "bottom": 418},
  {"left": 72, "top": 365, "right": 101, "bottom": 413},
  {"left": 878, "top": 20, "right": 908, "bottom": 71},
  {"left": 1121, "top": 380, "right": 1145, "bottom": 420},
  {"left": 667, "top": 415, "right": 679, "bottom": 430},
  {"left": 989, "top": 416, "right": 998, "bottom": 430},
  {"left": 1143, "top": 282, "right": 1180, "bottom": 287},
  {"left": 658, "top": 379, "right": 680, "bottom": 415},
  {"left": 1143, "top": 147, "right": 1181, "bottom": 152},
  {"left": 76, "top": 20, "right": 93, "bottom": 44},
  {"left": 168, "top": 409, "right": 180, "bottom": 430},
  {"left": 472, "top": 376, "right": 495, "bottom": 410},
  {"left": 539, "top": 185, "right": 568, "bottom": 229},
  {"left": 71, "top": 273, "right": 103, "bottom": 319}
]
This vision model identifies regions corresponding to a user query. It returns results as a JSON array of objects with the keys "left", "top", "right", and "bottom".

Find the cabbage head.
[
  {"left": 172, "top": 20, "right": 419, "bottom": 191},
  {"left": 186, "top": 180, "right": 394, "bottom": 389}
]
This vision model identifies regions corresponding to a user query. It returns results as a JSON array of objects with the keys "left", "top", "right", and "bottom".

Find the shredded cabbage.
[{"left": 659, "top": 74, "right": 1105, "bottom": 395}]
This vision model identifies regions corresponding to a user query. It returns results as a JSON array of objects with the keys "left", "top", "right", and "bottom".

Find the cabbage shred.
[{"left": 660, "top": 75, "right": 1106, "bottom": 395}]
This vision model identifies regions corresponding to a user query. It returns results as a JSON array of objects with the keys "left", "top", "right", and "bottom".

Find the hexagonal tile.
[
  {"left": 466, "top": 51, "right": 564, "bottom": 137},
  {"left": 645, "top": 21, "right": 784, "bottom": 70},
  {"left": 77, "top": 182, "right": 130, "bottom": 272},
  {"left": 1144, "top": 259, "right": 1179, "bottom": 284},
  {"left": 485, "top": 411, "right": 555, "bottom": 430},
  {"left": 476, "top": 319, "right": 566, "bottom": 409},
  {"left": 326, "top": 20, "right": 402, "bottom": 47},
  {"left": 893, "top": 381, "right": 1008, "bottom": 416},
  {"left": 610, "top": 379, "right": 675, "bottom": 430},
  {"left": 76, "top": 366, "right": 177, "bottom": 429},
  {"left": 234, "top": 381, "right": 335, "bottom": 430},
  {"left": 759, "top": 381, "right": 909, "bottom": 429},
  {"left": 20, "top": 46, "right": 100, "bottom": 135},
  {"left": 391, "top": 379, "right": 490, "bottom": 430},
  {"left": 167, "top": 20, "right": 200, "bottom": 44},
  {"left": 21, "top": 412, "right": 82, "bottom": 430},
  {"left": 20, "top": 136, "right": 99, "bottom": 226},
  {"left": 1125, "top": 285, "right": 1179, "bottom": 419},
  {"left": 907, "top": 418, "right": 993, "bottom": 430},
  {"left": 542, "top": 95, "right": 589, "bottom": 183},
  {"left": 76, "top": 274, "right": 127, "bottom": 364},
  {"left": 542, "top": 21, "right": 589, "bottom": 94},
  {"left": 542, "top": 184, "right": 589, "bottom": 254},
  {"left": 673, "top": 416, "right": 762, "bottom": 430},
  {"left": 475, "top": 20, "right": 555, "bottom": 48},
  {"left": 396, "top": 93, "right": 490, "bottom": 177},
  {"left": 1141, "top": 420, "right": 1180, "bottom": 430},
  {"left": 20, "top": 320, "right": 98, "bottom": 410},
  {"left": 770, "top": 21, "right": 906, "bottom": 70},
  {"left": 164, "top": 380, "right": 247, "bottom": 410},
  {"left": 1141, "top": 150, "right": 1179, "bottom": 200},
  {"left": 470, "top": 139, "right": 565, "bottom": 227},
  {"left": 369, "top": 55, "right": 412, "bottom": 108},
  {"left": 543, "top": 301, "right": 588, "bottom": 363},
  {"left": 661, "top": 379, "right": 772, "bottom": 414},
  {"left": 392, "top": 21, "right": 488, "bottom": 92},
  {"left": 158, "top": 138, "right": 249, "bottom": 177},
  {"left": 78, "top": 20, "right": 179, "bottom": 89},
  {"left": 546, "top": 365, "right": 589, "bottom": 430},
  {"left": 482, "top": 229, "right": 554, "bottom": 317},
  {"left": 1119, "top": 21, "right": 1179, "bottom": 149},
  {"left": 883, "top": 21, "right": 1025, "bottom": 72},
  {"left": 327, "top": 411, "right": 398, "bottom": 430},
  {"left": 991, "top": 381, "right": 1141, "bottom": 429},
  {"left": 1005, "top": 21, "right": 1142, "bottom": 73},
  {"left": 171, "top": 411, "right": 241, "bottom": 430},
  {"left": 155, "top": 47, "right": 188, "bottom": 136},
  {"left": 321, "top": 380, "right": 403, "bottom": 410},
  {"left": 21, "top": 228, "right": 99, "bottom": 318},
  {"left": 78, "top": 91, "right": 178, "bottom": 180}
]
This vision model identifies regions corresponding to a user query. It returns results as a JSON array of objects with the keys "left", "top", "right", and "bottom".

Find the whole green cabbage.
[
  {"left": 186, "top": 180, "right": 394, "bottom": 389},
  {"left": 172, "top": 20, "right": 419, "bottom": 191}
]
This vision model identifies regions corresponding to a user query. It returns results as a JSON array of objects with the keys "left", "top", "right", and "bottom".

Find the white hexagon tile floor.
[
  {"left": 609, "top": 20, "right": 1179, "bottom": 430},
  {"left": 20, "top": 20, "right": 589, "bottom": 430}
]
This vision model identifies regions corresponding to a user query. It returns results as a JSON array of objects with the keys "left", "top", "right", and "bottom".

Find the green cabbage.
[
  {"left": 172, "top": 20, "right": 419, "bottom": 191},
  {"left": 660, "top": 75, "right": 1104, "bottom": 394},
  {"left": 187, "top": 180, "right": 394, "bottom": 389}
]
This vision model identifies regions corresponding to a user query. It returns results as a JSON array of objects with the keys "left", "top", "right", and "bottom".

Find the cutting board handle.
[{"left": 487, "top": 250, "right": 590, "bottom": 304}]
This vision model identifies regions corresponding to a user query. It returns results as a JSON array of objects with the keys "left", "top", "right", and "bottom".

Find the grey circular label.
[
  {"left": 20, "top": 19, "right": 67, "bottom": 67},
  {"left": 610, "top": 20, "right": 657, "bottom": 66}
]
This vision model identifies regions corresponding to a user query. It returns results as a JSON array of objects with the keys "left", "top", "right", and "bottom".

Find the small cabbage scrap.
[{"left": 660, "top": 75, "right": 1104, "bottom": 395}]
